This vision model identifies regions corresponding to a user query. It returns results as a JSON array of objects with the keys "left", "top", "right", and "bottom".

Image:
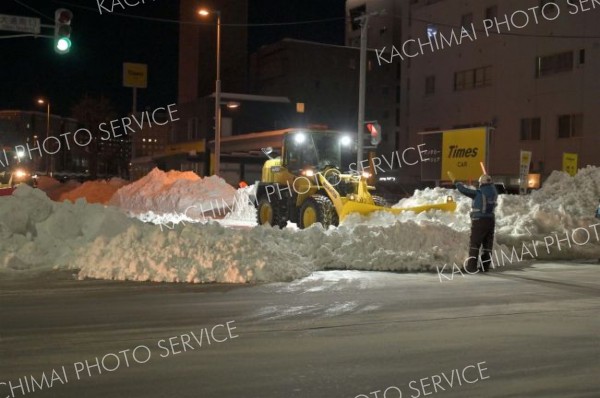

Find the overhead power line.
[
  {"left": 11, "top": 1, "right": 600, "bottom": 40},
  {"left": 11, "top": 0, "right": 54, "bottom": 22},
  {"left": 50, "top": 0, "right": 347, "bottom": 27}
]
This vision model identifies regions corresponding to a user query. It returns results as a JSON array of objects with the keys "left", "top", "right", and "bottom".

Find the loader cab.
[{"left": 283, "top": 130, "right": 356, "bottom": 174}]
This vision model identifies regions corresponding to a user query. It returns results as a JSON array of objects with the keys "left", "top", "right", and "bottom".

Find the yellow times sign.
[
  {"left": 123, "top": 63, "right": 148, "bottom": 88},
  {"left": 441, "top": 128, "right": 487, "bottom": 181},
  {"left": 562, "top": 153, "right": 578, "bottom": 176}
]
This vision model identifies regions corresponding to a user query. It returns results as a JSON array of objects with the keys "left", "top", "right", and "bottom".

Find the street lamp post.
[
  {"left": 354, "top": 10, "right": 384, "bottom": 169},
  {"left": 199, "top": 8, "right": 222, "bottom": 176},
  {"left": 36, "top": 98, "right": 51, "bottom": 175}
]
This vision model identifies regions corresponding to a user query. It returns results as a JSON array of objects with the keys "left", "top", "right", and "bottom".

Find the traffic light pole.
[
  {"left": 354, "top": 10, "right": 383, "bottom": 170},
  {"left": 356, "top": 14, "right": 368, "bottom": 170}
]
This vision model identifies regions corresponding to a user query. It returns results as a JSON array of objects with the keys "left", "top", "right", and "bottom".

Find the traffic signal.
[
  {"left": 54, "top": 8, "right": 73, "bottom": 54},
  {"left": 366, "top": 122, "right": 381, "bottom": 145}
]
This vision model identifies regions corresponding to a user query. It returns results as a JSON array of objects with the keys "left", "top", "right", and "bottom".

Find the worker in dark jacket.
[
  {"left": 596, "top": 199, "right": 600, "bottom": 219},
  {"left": 456, "top": 175, "right": 498, "bottom": 273}
]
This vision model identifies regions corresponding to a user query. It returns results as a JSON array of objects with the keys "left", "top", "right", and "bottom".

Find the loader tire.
[
  {"left": 257, "top": 197, "right": 288, "bottom": 228},
  {"left": 298, "top": 194, "right": 339, "bottom": 229},
  {"left": 372, "top": 195, "right": 390, "bottom": 207}
]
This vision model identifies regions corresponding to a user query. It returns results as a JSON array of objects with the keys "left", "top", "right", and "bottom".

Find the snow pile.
[
  {"left": 0, "top": 167, "right": 598, "bottom": 284},
  {"left": 35, "top": 176, "right": 61, "bottom": 190},
  {"left": 495, "top": 167, "right": 600, "bottom": 237},
  {"left": 0, "top": 186, "right": 132, "bottom": 272},
  {"left": 68, "top": 223, "right": 314, "bottom": 283},
  {"left": 59, "top": 178, "right": 128, "bottom": 204},
  {"left": 109, "top": 168, "right": 236, "bottom": 218},
  {"left": 38, "top": 178, "right": 81, "bottom": 201},
  {"left": 338, "top": 167, "right": 600, "bottom": 261},
  {"left": 492, "top": 166, "right": 600, "bottom": 256},
  {"left": 224, "top": 184, "right": 257, "bottom": 222},
  {"left": 0, "top": 186, "right": 467, "bottom": 282},
  {"left": 72, "top": 219, "right": 463, "bottom": 282}
]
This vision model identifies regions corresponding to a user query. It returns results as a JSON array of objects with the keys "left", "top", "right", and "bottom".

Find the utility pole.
[{"left": 354, "top": 10, "right": 383, "bottom": 170}]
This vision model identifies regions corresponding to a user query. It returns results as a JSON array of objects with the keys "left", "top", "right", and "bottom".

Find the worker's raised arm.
[{"left": 456, "top": 182, "right": 477, "bottom": 199}]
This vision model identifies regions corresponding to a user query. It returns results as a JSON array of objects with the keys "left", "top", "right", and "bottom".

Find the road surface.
[{"left": 1, "top": 262, "right": 599, "bottom": 397}]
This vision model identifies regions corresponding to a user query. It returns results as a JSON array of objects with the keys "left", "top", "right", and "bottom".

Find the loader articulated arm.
[{"left": 316, "top": 172, "right": 346, "bottom": 218}]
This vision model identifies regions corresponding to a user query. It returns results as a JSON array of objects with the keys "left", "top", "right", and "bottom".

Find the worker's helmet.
[{"left": 479, "top": 174, "right": 493, "bottom": 185}]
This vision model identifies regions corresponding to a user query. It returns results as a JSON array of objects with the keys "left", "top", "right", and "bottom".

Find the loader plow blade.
[{"left": 339, "top": 197, "right": 457, "bottom": 221}]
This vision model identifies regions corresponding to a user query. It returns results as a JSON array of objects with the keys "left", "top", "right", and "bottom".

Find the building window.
[
  {"left": 536, "top": 51, "right": 573, "bottom": 77},
  {"left": 427, "top": 24, "right": 438, "bottom": 38},
  {"left": 485, "top": 5, "right": 498, "bottom": 19},
  {"left": 454, "top": 66, "right": 492, "bottom": 91},
  {"left": 520, "top": 118, "right": 541, "bottom": 140},
  {"left": 558, "top": 114, "right": 583, "bottom": 138},
  {"left": 186, "top": 117, "right": 198, "bottom": 140},
  {"left": 425, "top": 75, "right": 435, "bottom": 95},
  {"left": 461, "top": 13, "right": 473, "bottom": 28},
  {"left": 579, "top": 49, "right": 585, "bottom": 65},
  {"left": 350, "top": 5, "right": 366, "bottom": 31}
]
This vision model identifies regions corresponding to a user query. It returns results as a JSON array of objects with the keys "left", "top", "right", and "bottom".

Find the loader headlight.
[
  {"left": 14, "top": 169, "right": 27, "bottom": 179},
  {"left": 294, "top": 133, "right": 306, "bottom": 144},
  {"left": 340, "top": 135, "right": 352, "bottom": 146},
  {"left": 362, "top": 171, "right": 372, "bottom": 179},
  {"left": 301, "top": 168, "right": 315, "bottom": 177}
]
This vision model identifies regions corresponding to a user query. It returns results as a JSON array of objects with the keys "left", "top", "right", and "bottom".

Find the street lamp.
[
  {"left": 36, "top": 98, "right": 51, "bottom": 175},
  {"left": 198, "top": 7, "right": 222, "bottom": 176}
]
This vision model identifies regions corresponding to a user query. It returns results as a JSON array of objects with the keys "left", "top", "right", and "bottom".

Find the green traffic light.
[{"left": 56, "top": 37, "right": 71, "bottom": 53}]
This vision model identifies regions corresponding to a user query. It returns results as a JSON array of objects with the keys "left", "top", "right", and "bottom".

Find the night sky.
[{"left": 1, "top": 0, "right": 346, "bottom": 117}]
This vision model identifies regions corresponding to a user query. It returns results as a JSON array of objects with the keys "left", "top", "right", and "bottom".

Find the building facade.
[
  {"left": 0, "top": 110, "right": 83, "bottom": 176},
  {"left": 250, "top": 38, "right": 397, "bottom": 153},
  {"left": 132, "top": 93, "right": 295, "bottom": 184},
  {"left": 346, "top": 0, "right": 600, "bottom": 186},
  {"left": 0, "top": 110, "right": 131, "bottom": 179}
]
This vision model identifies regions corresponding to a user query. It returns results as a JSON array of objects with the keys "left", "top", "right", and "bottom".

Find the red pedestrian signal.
[{"left": 366, "top": 122, "right": 381, "bottom": 145}]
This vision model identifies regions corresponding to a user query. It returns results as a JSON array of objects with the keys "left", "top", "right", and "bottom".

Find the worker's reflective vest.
[{"left": 457, "top": 182, "right": 498, "bottom": 219}]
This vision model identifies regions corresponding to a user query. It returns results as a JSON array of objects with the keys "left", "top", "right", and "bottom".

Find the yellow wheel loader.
[{"left": 255, "top": 129, "right": 456, "bottom": 229}]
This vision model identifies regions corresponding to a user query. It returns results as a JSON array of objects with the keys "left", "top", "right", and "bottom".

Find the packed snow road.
[{"left": 1, "top": 262, "right": 598, "bottom": 398}]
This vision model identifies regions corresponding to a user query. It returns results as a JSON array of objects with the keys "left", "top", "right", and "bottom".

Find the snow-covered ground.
[{"left": 1, "top": 167, "right": 598, "bottom": 284}]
